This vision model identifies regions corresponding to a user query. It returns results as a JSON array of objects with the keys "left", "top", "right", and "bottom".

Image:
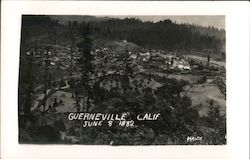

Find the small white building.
[
  {"left": 183, "top": 65, "right": 191, "bottom": 70},
  {"left": 131, "top": 54, "right": 137, "bottom": 59},
  {"left": 178, "top": 64, "right": 184, "bottom": 69},
  {"left": 50, "top": 62, "right": 56, "bottom": 66}
]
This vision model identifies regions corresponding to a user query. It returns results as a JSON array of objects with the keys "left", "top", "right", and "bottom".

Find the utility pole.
[{"left": 207, "top": 54, "right": 210, "bottom": 67}]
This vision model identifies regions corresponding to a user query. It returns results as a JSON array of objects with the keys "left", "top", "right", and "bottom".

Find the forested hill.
[
  {"left": 49, "top": 15, "right": 111, "bottom": 24},
  {"left": 22, "top": 15, "right": 225, "bottom": 56}
]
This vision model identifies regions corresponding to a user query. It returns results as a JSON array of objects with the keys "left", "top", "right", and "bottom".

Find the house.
[
  {"left": 183, "top": 65, "right": 191, "bottom": 70},
  {"left": 131, "top": 54, "right": 137, "bottom": 59},
  {"left": 178, "top": 64, "right": 184, "bottom": 69}
]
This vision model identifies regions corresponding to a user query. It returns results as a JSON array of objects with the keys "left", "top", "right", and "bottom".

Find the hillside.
[
  {"left": 19, "top": 15, "right": 226, "bottom": 145},
  {"left": 21, "top": 16, "right": 225, "bottom": 56},
  {"left": 49, "top": 15, "right": 110, "bottom": 25}
]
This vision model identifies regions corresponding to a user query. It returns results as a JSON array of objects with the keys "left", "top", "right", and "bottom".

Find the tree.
[
  {"left": 76, "top": 24, "right": 94, "bottom": 112},
  {"left": 121, "top": 45, "right": 133, "bottom": 90},
  {"left": 207, "top": 54, "right": 210, "bottom": 66},
  {"left": 41, "top": 46, "right": 50, "bottom": 113},
  {"left": 24, "top": 49, "right": 34, "bottom": 119},
  {"left": 106, "top": 26, "right": 112, "bottom": 40},
  {"left": 69, "top": 21, "right": 77, "bottom": 76}
]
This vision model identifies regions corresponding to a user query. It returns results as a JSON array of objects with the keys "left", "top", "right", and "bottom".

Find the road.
[{"left": 185, "top": 55, "right": 225, "bottom": 68}]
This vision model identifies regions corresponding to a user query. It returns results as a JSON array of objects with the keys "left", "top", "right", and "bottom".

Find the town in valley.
[{"left": 19, "top": 15, "right": 226, "bottom": 145}]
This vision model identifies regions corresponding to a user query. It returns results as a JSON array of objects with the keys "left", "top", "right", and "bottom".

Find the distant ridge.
[{"left": 49, "top": 15, "right": 110, "bottom": 24}]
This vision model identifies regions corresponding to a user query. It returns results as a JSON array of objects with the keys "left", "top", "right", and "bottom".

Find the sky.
[{"left": 107, "top": 15, "right": 225, "bottom": 30}]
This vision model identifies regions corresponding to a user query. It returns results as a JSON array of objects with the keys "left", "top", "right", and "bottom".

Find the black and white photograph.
[
  {"left": 18, "top": 15, "right": 226, "bottom": 145},
  {"left": 2, "top": 1, "right": 250, "bottom": 159}
]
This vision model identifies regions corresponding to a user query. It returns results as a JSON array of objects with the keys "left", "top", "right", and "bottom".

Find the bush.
[
  {"left": 196, "top": 76, "right": 207, "bottom": 84},
  {"left": 59, "top": 79, "right": 66, "bottom": 87}
]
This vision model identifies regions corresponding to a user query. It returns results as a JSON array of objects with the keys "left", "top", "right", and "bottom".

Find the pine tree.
[
  {"left": 207, "top": 54, "right": 210, "bottom": 67},
  {"left": 76, "top": 24, "right": 94, "bottom": 112},
  {"left": 69, "top": 21, "right": 76, "bottom": 76},
  {"left": 24, "top": 48, "right": 34, "bottom": 118},
  {"left": 122, "top": 45, "right": 132, "bottom": 90}
]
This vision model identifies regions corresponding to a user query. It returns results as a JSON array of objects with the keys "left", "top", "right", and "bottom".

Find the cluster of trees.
[
  {"left": 65, "top": 74, "right": 226, "bottom": 145},
  {"left": 20, "top": 15, "right": 225, "bottom": 56},
  {"left": 19, "top": 15, "right": 226, "bottom": 145},
  {"left": 87, "top": 18, "right": 225, "bottom": 54}
]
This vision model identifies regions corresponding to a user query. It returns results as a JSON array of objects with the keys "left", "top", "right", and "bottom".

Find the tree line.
[
  {"left": 21, "top": 15, "right": 225, "bottom": 56},
  {"left": 87, "top": 17, "right": 225, "bottom": 54}
]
